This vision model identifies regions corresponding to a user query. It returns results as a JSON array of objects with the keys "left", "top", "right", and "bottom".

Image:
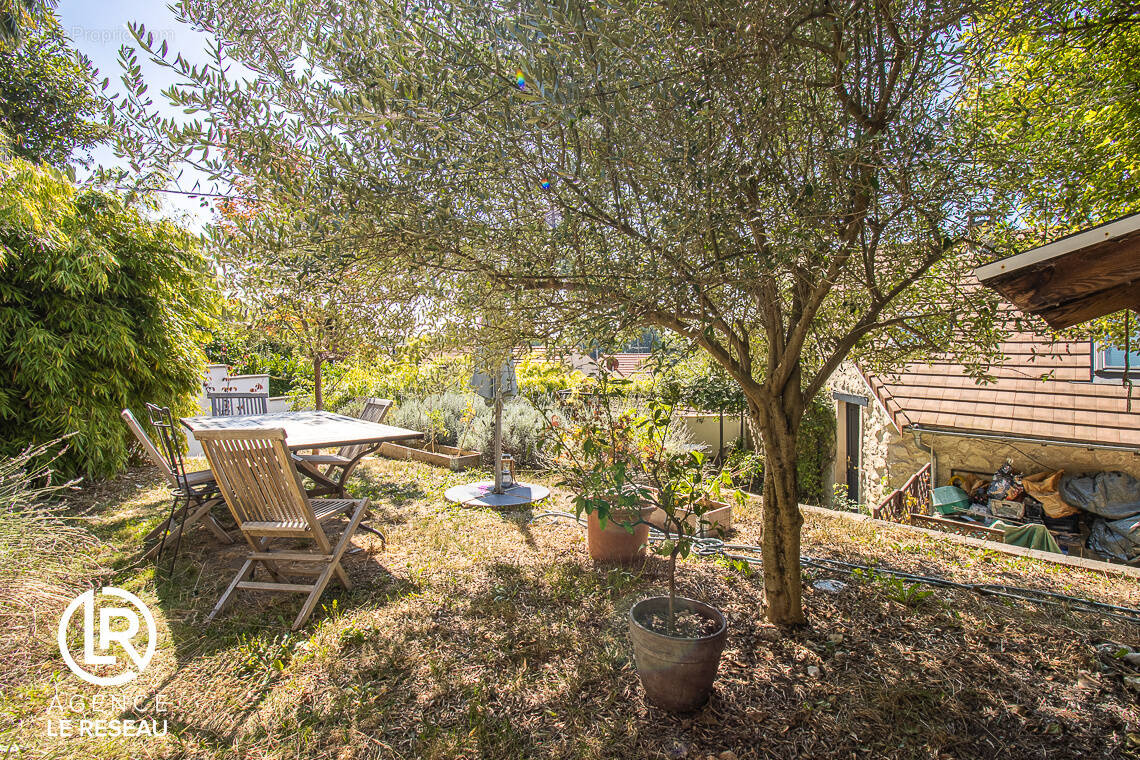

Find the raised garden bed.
[
  {"left": 378, "top": 441, "right": 482, "bottom": 471},
  {"left": 645, "top": 497, "right": 733, "bottom": 537}
]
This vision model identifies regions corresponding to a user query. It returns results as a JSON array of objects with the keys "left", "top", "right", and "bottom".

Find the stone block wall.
[{"left": 888, "top": 429, "right": 1140, "bottom": 489}]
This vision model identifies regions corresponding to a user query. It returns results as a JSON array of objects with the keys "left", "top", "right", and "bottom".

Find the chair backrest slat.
[
  {"left": 337, "top": 398, "right": 394, "bottom": 461},
  {"left": 208, "top": 392, "right": 269, "bottom": 417},
  {"left": 195, "top": 427, "right": 320, "bottom": 532},
  {"left": 121, "top": 409, "right": 178, "bottom": 489}
]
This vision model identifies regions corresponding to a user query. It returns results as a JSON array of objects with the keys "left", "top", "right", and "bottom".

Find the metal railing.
[{"left": 872, "top": 462, "right": 932, "bottom": 523}]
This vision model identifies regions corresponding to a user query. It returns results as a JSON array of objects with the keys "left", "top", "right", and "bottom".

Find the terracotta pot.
[
  {"left": 628, "top": 596, "right": 727, "bottom": 712},
  {"left": 586, "top": 505, "right": 654, "bottom": 563}
]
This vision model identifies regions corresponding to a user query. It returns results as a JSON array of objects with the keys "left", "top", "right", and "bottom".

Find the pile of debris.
[{"left": 933, "top": 465, "right": 1140, "bottom": 564}]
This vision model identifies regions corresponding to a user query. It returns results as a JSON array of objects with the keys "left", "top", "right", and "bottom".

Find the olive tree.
[
  {"left": 212, "top": 199, "right": 424, "bottom": 411},
  {"left": 116, "top": 0, "right": 1007, "bottom": 624}
]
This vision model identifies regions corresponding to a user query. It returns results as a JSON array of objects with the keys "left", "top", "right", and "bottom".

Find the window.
[{"left": 1093, "top": 342, "right": 1140, "bottom": 379}]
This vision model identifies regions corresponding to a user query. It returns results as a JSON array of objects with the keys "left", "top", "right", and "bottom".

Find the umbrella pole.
[{"left": 492, "top": 389, "right": 504, "bottom": 494}]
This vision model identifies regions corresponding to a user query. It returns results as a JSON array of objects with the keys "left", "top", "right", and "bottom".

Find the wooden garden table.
[{"left": 182, "top": 411, "right": 423, "bottom": 497}]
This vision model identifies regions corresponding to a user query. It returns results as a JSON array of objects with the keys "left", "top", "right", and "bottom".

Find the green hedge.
[
  {"left": 289, "top": 353, "right": 587, "bottom": 413},
  {"left": 0, "top": 159, "right": 216, "bottom": 478}
]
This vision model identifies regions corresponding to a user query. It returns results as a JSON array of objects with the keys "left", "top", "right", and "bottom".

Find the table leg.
[{"left": 294, "top": 458, "right": 342, "bottom": 496}]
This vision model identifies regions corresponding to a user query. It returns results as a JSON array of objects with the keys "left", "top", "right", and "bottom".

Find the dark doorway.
[{"left": 844, "top": 403, "right": 861, "bottom": 503}]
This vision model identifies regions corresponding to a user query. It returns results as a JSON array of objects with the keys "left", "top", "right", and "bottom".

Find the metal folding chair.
[{"left": 139, "top": 404, "right": 232, "bottom": 574}]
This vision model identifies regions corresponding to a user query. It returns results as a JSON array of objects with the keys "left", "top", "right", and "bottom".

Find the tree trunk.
[
  {"left": 756, "top": 399, "right": 807, "bottom": 626},
  {"left": 313, "top": 355, "right": 324, "bottom": 411}
]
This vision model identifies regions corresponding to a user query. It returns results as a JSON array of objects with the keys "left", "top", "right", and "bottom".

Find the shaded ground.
[{"left": 1, "top": 457, "right": 1138, "bottom": 759}]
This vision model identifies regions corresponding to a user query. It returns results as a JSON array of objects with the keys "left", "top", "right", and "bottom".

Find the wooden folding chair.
[
  {"left": 120, "top": 408, "right": 233, "bottom": 559},
  {"left": 294, "top": 398, "right": 394, "bottom": 497},
  {"left": 195, "top": 427, "right": 372, "bottom": 630}
]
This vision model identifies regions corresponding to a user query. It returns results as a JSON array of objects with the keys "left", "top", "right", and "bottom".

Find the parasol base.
[{"left": 444, "top": 480, "right": 551, "bottom": 508}]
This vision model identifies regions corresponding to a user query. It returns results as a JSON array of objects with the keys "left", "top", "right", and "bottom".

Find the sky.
[{"left": 57, "top": 0, "right": 217, "bottom": 228}]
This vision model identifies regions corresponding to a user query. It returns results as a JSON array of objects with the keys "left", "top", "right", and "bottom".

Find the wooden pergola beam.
[
  {"left": 976, "top": 214, "right": 1140, "bottom": 329},
  {"left": 1039, "top": 281, "right": 1140, "bottom": 330}
]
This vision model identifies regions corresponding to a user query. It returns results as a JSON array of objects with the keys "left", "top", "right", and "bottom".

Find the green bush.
[
  {"left": 386, "top": 393, "right": 474, "bottom": 448},
  {"left": 656, "top": 353, "right": 747, "bottom": 412},
  {"left": 462, "top": 397, "right": 553, "bottom": 468},
  {"left": 298, "top": 353, "right": 473, "bottom": 412},
  {"left": 310, "top": 353, "right": 586, "bottom": 416},
  {"left": 515, "top": 357, "right": 587, "bottom": 396},
  {"left": 0, "top": 158, "right": 216, "bottom": 478},
  {"left": 797, "top": 394, "right": 837, "bottom": 505},
  {"left": 725, "top": 446, "right": 764, "bottom": 493},
  {"left": 204, "top": 320, "right": 304, "bottom": 397}
]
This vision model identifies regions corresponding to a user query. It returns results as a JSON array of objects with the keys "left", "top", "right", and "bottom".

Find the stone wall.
[{"left": 888, "top": 429, "right": 1140, "bottom": 488}]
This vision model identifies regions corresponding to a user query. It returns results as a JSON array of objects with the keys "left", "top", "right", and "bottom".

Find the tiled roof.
[
  {"left": 866, "top": 336, "right": 1140, "bottom": 448},
  {"left": 609, "top": 353, "right": 651, "bottom": 378}
]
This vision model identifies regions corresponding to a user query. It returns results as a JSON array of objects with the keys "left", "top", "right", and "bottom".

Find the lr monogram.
[{"left": 57, "top": 587, "right": 156, "bottom": 686}]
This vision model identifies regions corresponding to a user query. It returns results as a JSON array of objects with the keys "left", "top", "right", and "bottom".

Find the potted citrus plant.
[
  {"left": 625, "top": 402, "right": 739, "bottom": 712},
  {"left": 544, "top": 385, "right": 738, "bottom": 711},
  {"left": 546, "top": 382, "right": 657, "bottom": 563}
]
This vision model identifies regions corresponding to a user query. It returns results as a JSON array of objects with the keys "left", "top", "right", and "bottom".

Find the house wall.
[
  {"left": 886, "top": 429, "right": 1140, "bottom": 489},
  {"left": 827, "top": 357, "right": 1140, "bottom": 508},
  {"left": 828, "top": 363, "right": 897, "bottom": 507},
  {"left": 829, "top": 360, "right": 1140, "bottom": 503}
]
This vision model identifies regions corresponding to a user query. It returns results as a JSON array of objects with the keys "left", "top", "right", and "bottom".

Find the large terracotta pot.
[
  {"left": 586, "top": 505, "right": 655, "bottom": 562},
  {"left": 629, "top": 596, "right": 727, "bottom": 712}
]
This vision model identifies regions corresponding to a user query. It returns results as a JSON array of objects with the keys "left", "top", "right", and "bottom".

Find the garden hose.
[{"left": 527, "top": 511, "right": 1140, "bottom": 625}]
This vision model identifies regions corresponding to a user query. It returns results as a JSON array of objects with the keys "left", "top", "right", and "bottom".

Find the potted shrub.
[
  {"left": 544, "top": 384, "right": 738, "bottom": 710},
  {"left": 626, "top": 403, "right": 739, "bottom": 712},
  {"left": 543, "top": 372, "right": 660, "bottom": 562}
]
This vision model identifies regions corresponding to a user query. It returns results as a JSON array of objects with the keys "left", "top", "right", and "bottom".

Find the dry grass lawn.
[{"left": 1, "top": 457, "right": 1138, "bottom": 759}]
